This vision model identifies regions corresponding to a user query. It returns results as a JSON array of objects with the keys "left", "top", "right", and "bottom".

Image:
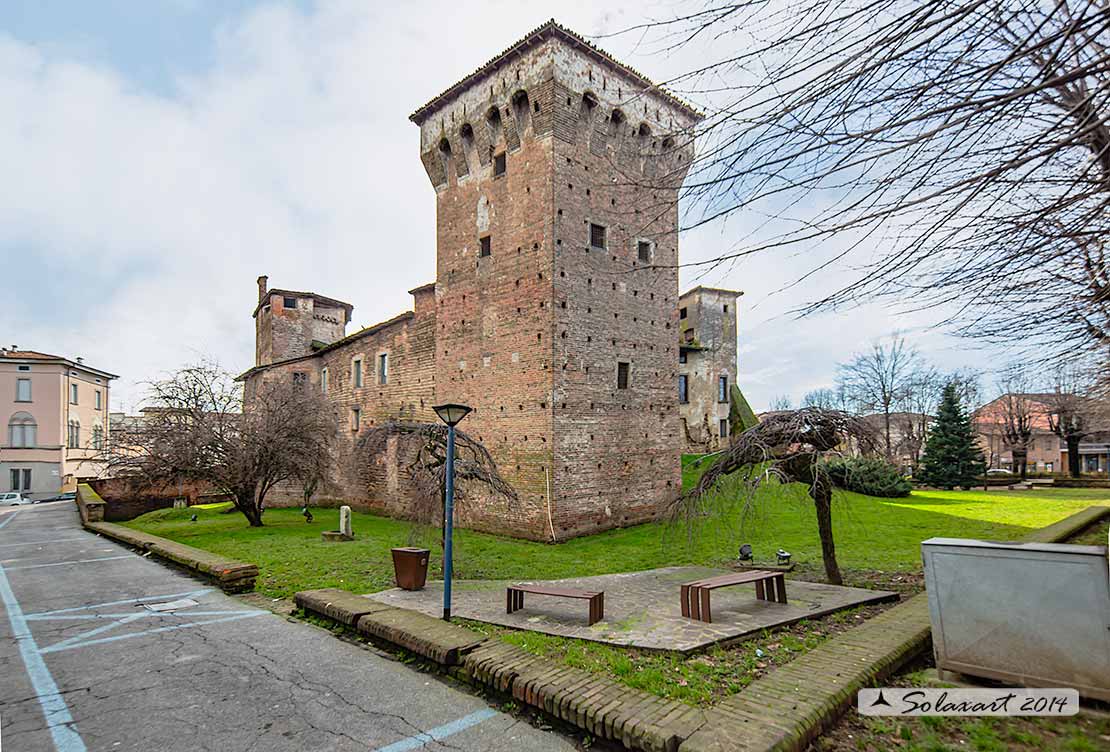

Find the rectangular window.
[
  {"left": 283, "top": 296, "right": 297, "bottom": 309},
  {"left": 679, "top": 375, "right": 689, "bottom": 404},
  {"left": 95, "top": 390, "right": 102, "bottom": 410},
  {"left": 321, "top": 367, "right": 329, "bottom": 394},
  {"left": 718, "top": 375, "right": 729, "bottom": 403},
  {"left": 378, "top": 353, "right": 388, "bottom": 385},
  {"left": 10, "top": 469, "right": 18, "bottom": 491},
  {"left": 679, "top": 351, "right": 687, "bottom": 364},
  {"left": 679, "top": 307, "right": 687, "bottom": 319},
  {"left": 479, "top": 235, "right": 491, "bottom": 257},
  {"left": 351, "top": 407, "right": 361, "bottom": 432},
  {"left": 589, "top": 223, "right": 607, "bottom": 250},
  {"left": 616, "top": 361, "right": 630, "bottom": 390},
  {"left": 292, "top": 372, "right": 307, "bottom": 388},
  {"left": 493, "top": 152, "right": 506, "bottom": 176},
  {"left": 70, "top": 383, "right": 78, "bottom": 404},
  {"left": 723, "top": 304, "right": 729, "bottom": 313},
  {"left": 719, "top": 419, "right": 729, "bottom": 438},
  {"left": 637, "top": 240, "right": 652, "bottom": 263},
  {"left": 17, "top": 365, "right": 29, "bottom": 371},
  {"left": 16, "top": 378, "right": 30, "bottom": 402},
  {"left": 353, "top": 359, "right": 363, "bottom": 388}
]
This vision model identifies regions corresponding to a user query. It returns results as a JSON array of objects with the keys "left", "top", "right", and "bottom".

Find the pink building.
[{"left": 1, "top": 348, "right": 117, "bottom": 499}]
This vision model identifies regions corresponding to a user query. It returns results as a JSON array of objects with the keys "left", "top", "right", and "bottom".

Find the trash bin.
[{"left": 391, "top": 547, "right": 430, "bottom": 590}]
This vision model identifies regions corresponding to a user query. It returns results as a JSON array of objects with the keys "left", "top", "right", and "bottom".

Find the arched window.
[
  {"left": 486, "top": 106, "right": 503, "bottom": 154},
  {"left": 511, "top": 90, "right": 531, "bottom": 134},
  {"left": 67, "top": 419, "right": 80, "bottom": 449},
  {"left": 437, "top": 137, "right": 453, "bottom": 180},
  {"left": 608, "top": 109, "right": 626, "bottom": 140},
  {"left": 460, "top": 122, "right": 476, "bottom": 169},
  {"left": 8, "top": 412, "right": 36, "bottom": 448},
  {"left": 92, "top": 425, "right": 104, "bottom": 451}
]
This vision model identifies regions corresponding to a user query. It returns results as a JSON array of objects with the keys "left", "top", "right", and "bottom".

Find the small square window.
[
  {"left": 723, "top": 304, "right": 729, "bottom": 313},
  {"left": 292, "top": 372, "right": 307, "bottom": 388},
  {"left": 17, "top": 365, "right": 29, "bottom": 372},
  {"left": 637, "top": 240, "right": 652, "bottom": 262},
  {"left": 283, "top": 296, "right": 297, "bottom": 309},
  {"left": 479, "top": 236, "right": 491, "bottom": 257},
  {"left": 679, "top": 307, "right": 687, "bottom": 320},
  {"left": 679, "top": 351, "right": 687, "bottom": 364},
  {"left": 616, "top": 361, "right": 630, "bottom": 390},
  {"left": 590, "top": 223, "right": 606, "bottom": 250},
  {"left": 493, "top": 152, "right": 506, "bottom": 176}
]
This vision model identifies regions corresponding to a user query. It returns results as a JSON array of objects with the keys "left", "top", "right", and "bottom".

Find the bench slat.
[{"left": 509, "top": 585, "right": 600, "bottom": 599}]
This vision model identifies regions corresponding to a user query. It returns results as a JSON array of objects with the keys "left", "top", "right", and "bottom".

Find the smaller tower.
[
  {"left": 678, "top": 287, "right": 743, "bottom": 452},
  {"left": 253, "top": 277, "right": 353, "bottom": 366}
]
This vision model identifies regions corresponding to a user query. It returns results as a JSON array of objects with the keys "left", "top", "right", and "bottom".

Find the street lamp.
[{"left": 432, "top": 403, "right": 472, "bottom": 621}]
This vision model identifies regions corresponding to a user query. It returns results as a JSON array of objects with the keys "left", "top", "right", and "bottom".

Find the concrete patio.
[{"left": 368, "top": 566, "right": 898, "bottom": 652}]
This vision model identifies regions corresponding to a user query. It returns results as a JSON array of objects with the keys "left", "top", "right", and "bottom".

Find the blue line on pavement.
[
  {"left": 0, "top": 561, "right": 87, "bottom": 751},
  {"left": 375, "top": 708, "right": 500, "bottom": 752},
  {"left": 0, "top": 511, "right": 18, "bottom": 530},
  {"left": 8, "top": 555, "right": 133, "bottom": 571},
  {"left": 25, "top": 589, "right": 213, "bottom": 618}
]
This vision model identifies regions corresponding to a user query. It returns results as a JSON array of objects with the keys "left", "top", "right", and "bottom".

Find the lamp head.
[{"left": 433, "top": 403, "right": 473, "bottom": 427}]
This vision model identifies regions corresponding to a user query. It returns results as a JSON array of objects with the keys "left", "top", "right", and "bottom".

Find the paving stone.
[
  {"left": 294, "top": 588, "right": 393, "bottom": 626},
  {"left": 354, "top": 608, "right": 485, "bottom": 665}
]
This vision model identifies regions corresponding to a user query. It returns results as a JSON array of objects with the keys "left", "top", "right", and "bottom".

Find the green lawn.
[{"left": 123, "top": 481, "right": 1109, "bottom": 600}]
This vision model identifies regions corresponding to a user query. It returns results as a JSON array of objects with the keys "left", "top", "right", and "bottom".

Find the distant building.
[
  {"left": 1, "top": 348, "right": 117, "bottom": 499},
  {"left": 860, "top": 412, "right": 933, "bottom": 475},
  {"left": 677, "top": 287, "right": 742, "bottom": 452},
  {"left": 974, "top": 393, "right": 1110, "bottom": 474}
]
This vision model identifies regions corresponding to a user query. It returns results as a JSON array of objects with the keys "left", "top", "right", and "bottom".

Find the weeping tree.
[
  {"left": 673, "top": 408, "right": 879, "bottom": 585},
  {"left": 350, "top": 421, "right": 517, "bottom": 539}
]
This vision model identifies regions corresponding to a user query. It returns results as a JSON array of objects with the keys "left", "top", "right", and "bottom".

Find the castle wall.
[{"left": 678, "top": 288, "right": 740, "bottom": 453}]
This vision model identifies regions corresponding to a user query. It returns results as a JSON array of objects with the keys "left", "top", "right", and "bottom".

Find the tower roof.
[{"left": 409, "top": 19, "right": 702, "bottom": 125}]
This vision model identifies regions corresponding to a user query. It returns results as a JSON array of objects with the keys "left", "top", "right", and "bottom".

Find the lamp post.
[{"left": 432, "top": 403, "right": 472, "bottom": 621}]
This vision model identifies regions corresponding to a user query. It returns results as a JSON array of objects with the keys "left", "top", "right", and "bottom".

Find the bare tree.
[
  {"left": 994, "top": 367, "right": 1039, "bottom": 479},
  {"left": 837, "top": 336, "right": 921, "bottom": 458},
  {"left": 674, "top": 408, "right": 879, "bottom": 585},
  {"left": 106, "top": 363, "right": 336, "bottom": 526},
  {"left": 350, "top": 421, "right": 517, "bottom": 535},
  {"left": 801, "top": 386, "right": 851, "bottom": 411},
  {"left": 768, "top": 394, "right": 794, "bottom": 411},
  {"left": 1043, "top": 367, "right": 1108, "bottom": 477},
  {"left": 623, "top": 2, "right": 1110, "bottom": 369}
]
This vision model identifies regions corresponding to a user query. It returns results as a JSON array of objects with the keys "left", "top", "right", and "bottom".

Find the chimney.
[{"left": 257, "top": 275, "right": 268, "bottom": 304}]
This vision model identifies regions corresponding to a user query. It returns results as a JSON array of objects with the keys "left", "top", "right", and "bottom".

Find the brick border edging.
[{"left": 83, "top": 520, "right": 258, "bottom": 593}]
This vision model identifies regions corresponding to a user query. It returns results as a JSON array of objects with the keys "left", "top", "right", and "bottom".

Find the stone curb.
[
  {"left": 1019, "top": 504, "right": 1109, "bottom": 544},
  {"left": 75, "top": 483, "right": 106, "bottom": 523},
  {"left": 84, "top": 520, "right": 258, "bottom": 592}
]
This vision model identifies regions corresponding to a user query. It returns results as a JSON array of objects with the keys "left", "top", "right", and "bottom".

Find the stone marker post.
[{"left": 339, "top": 505, "right": 352, "bottom": 539}]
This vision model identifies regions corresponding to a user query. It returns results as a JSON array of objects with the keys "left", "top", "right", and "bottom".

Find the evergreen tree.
[{"left": 920, "top": 383, "right": 986, "bottom": 490}]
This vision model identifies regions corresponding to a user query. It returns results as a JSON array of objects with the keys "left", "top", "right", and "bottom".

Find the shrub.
[{"left": 824, "top": 457, "right": 912, "bottom": 498}]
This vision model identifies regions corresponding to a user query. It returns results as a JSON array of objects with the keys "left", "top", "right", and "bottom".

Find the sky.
[{"left": 0, "top": 0, "right": 1004, "bottom": 413}]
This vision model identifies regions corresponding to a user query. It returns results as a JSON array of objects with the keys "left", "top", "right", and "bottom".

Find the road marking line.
[
  {"left": 26, "top": 589, "right": 213, "bottom": 618},
  {"left": 0, "top": 537, "right": 87, "bottom": 549},
  {"left": 0, "top": 561, "right": 87, "bottom": 751},
  {"left": 7, "top": 555, "right": 133, "bottom": 571},
  {"left": 0, "top": 511, "right": 18, "bottom": 530},
  {"left": 39, "top": 612, "right": 267, "bottom": 654},
  {"left": 375, "top": 708, "right": 500, "bottom": 752}
]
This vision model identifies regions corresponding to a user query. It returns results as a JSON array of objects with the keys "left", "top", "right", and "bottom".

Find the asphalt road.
[{"left": 0, "top": 502, "right": 575, "bottom": 752}]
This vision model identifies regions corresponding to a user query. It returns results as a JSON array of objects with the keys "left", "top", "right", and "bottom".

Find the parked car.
[
  {"left": 0, "top": 492, "right": 31, "bottom": 506},
  {"left": 36, "top": 491, "right": 76, "bottom": 504},
  {"left": 985, "top": 468, "right": 1014, "bottom": 476}
]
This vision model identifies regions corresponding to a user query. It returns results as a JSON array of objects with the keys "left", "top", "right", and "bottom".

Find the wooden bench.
[
  {"left": 681, "top": 570, "right": 786, "bottom": 623},
  {"left": 506, "top": 584, "right": 605, "bottom": 626}
]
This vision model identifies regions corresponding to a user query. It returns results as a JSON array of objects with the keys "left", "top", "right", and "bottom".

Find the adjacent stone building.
[
  {"left": 241, "top": 22, "right": 742, "bottom": 540},
  {"left": 677, "top": 287, "right": 742, "bottom": 452}
]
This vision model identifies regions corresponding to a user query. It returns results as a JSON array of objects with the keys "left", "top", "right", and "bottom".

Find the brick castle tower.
[{"left": 411, "top": 21, "right": 702, "bottom": 539}]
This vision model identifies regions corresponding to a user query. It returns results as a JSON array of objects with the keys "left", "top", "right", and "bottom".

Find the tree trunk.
[
  {"left": 236, "top": 495, "right": 264, "bottom": 527},
  {"left": 1012, "top": 448, "right": 1027, "bottom": 480},
  {"left": 810, "top": 475, "right": 843, "bottom": 585},
  {"left": 1067, "top": 437, "right": 1082, "bottom": 477}
]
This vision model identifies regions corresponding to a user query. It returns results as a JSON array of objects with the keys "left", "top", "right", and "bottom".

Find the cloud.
[{"left": 0, "top": 0, "right": 1005, "bottom": 414}]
